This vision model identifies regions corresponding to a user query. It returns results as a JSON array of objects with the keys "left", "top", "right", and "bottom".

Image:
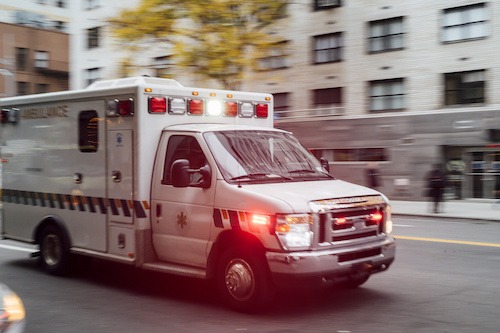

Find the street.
[{"left": 1, "top": 216, "right": 499, "bottom": 333}]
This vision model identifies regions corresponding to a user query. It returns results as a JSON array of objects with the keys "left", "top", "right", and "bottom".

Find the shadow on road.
[{"left": 5, "top": 254, "right": 396, "bottom": 317}]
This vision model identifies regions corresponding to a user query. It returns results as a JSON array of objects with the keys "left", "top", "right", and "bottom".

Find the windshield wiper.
[
  {"left": 288, "top": 169, "right": 317, "bottom": 174},
  {"left": 230, "top": 173, "right": 293, "bottom": 182},
  {"left": 288, "top": 169, "right": 334, "bottom": 179},
  {"left": 230, "top": 173, "right": 269, "bottom": 181}
]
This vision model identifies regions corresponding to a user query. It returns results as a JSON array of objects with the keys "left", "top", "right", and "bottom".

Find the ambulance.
[{"left": 0, "top": 77, "right": 395, "bottom": 311}]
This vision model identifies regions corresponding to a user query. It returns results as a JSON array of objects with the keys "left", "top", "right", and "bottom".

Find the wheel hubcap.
[
  {"left": 43, "top": 234, "right": 61, "bottom": 266},
  {"left": 225, "top": 259, "right": 255, "bottom": 301}
]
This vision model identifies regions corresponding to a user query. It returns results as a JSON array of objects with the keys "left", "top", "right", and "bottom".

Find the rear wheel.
[
  {"left": 39, "top": 225, "right": 70, "bottom": 275},
  {"left": 217, "top": 246, "right": 274, "bottom": 312}
]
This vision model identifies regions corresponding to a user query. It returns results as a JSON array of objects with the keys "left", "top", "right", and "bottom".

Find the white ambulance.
[{"left": 0, "top": 77, "right": 395, "bottom": 311}]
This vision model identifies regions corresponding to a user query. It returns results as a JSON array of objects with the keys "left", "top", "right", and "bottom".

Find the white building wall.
[{"left": 244, "top": 0, "right": 500, "bottom": 116}]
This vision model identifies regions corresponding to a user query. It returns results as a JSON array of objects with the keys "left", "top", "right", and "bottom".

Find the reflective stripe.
[{"left": 1, "top": 189, "right": 148, "bottom": 219}]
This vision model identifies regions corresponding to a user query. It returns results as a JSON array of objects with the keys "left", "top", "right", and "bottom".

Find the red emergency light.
[
  {"left": 148, "top": 97, "right": 167, "bottom": 113},
  {"left": 116, "top": 98, "right": 134, "bottom": 117},
  {"left": 224, "top": 101, "right": 238, "bottom": 117},
  {"left": 255, "top": 103, "right": 268, "bottom": 118},
  {"left": 189, "top": 99, "right": 204, "bottom": 115}
]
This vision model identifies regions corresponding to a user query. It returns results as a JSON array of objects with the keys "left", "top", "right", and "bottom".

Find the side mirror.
[
  {"left": 320, "top": 157, "right": 330, "bottom": 173},
  {"left": 171, "top": 159, "right": 190, "bottom": 187},
  {"left": 197, "top": 165, "right": 212, "bottom": 189}
]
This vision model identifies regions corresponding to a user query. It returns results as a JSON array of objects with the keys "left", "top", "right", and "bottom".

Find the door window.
[{"left": 162, "top": 135, "right": 207, "bottom": 186}]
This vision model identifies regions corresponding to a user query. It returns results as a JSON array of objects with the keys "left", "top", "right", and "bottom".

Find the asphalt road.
[{"left": 1, "top": 216, "right": 499, "bottom": 333}]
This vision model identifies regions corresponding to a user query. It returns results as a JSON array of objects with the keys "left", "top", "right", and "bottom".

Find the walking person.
[
  {"left": 426, "top": 164, "right": 445, "bottom": 213},
  {"left": 366, "top": 162, "right": 382, "bottom": 191}
]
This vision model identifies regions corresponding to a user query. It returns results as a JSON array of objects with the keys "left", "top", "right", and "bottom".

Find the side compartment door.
[
  {"left": 107, "top": 129, "right": 135, "bottom": 256},
  {"left": 151, "top": 133, "right": 215, "bottom": 268},
  {"left": 71, "top": 105, "right": 107, "bottom": 251}
]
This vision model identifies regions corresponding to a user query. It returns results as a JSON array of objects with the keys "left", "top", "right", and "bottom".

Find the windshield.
[{"left": 204, "top": 130, "right": 331, "bottom": 183}]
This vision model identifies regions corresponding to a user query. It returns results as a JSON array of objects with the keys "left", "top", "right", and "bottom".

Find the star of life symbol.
[{"left": 177, "top": 211, "right": 187, "bottom": 229}]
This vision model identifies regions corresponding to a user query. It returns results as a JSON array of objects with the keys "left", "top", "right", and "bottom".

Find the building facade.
[
  {"left": 0, "top": 4, "right": 69, "bottom": 96},
  {"left": 1, "top": 0, "right": 499, "bottom": 200},
  {"left": 243, "top": 0, "right": 500, "bottom": 201}
]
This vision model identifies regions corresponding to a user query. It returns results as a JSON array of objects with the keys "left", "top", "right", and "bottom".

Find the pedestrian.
[
  {"left": 426, "top": 164, "right": 445, "bottom": 213},
  {"left": 366, "top": 162, "right": 381, "bottom": 191}
]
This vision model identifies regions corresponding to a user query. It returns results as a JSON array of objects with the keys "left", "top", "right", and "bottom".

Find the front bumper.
[{"left": 266, "top": 236, "right": 396, "bottom": 288}]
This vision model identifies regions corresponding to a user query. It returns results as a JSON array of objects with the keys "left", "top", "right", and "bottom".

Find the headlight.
[
  {"left": 275, "top": 213, "right": 313, "bottom": 250},
  {"left": 385, "top": 205, "right": 393, "bottom": 234},
  {"left": 0, "top": 283, "right": 26, "bottom": 333}
]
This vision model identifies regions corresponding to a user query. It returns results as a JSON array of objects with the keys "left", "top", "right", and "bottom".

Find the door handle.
[
  {"left": 73, "top": 173, "right": 83, "bottom": 184},
  {"left": 112, "top": 170, "right": 122, "bottom": 183},
  {"left": 156, "top": 204, "right": 162, "bottom": 223}
]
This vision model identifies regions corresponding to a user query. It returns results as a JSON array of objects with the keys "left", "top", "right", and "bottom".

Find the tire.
[
  {"left": 217, "top": 246, "right": 274, "bottom": 312},
  {"left": 39, "top": 225, "right": 70, "bottom": 275}
]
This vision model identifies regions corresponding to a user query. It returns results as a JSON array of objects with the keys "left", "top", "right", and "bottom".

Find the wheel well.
[
  {"left": 206, "top": 230, "right": 267, "bottom": 279},
  {"left": 34, "top": 217, "right": 71, "bottom": 248}
]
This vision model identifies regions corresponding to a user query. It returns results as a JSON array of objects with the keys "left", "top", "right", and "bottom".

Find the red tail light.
[{"left": 148, "top": 97, "right": 167, "bottom": 113}]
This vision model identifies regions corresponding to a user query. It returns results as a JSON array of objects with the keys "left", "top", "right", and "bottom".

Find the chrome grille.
[{"left": 314, "top": 196, "right": 386, "bottom": 245}]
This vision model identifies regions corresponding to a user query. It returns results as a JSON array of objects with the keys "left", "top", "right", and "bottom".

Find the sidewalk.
[{"left": 391, "top": 199, "right": 500, "bottom": 222}]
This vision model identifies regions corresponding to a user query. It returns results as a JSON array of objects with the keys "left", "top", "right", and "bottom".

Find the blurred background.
[{"left": 0, "top": 0, "right": 499, "bottom": 201}]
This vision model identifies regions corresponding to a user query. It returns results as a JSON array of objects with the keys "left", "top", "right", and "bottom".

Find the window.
[
  {"left": 86, "top": 67, "right": 101, "bottom": 86},
  {"left": 85, "top": 0, "right": 100, "bottom": 9},
  {"left": 442, "top": 3, "right": 487, "bottom": 43},
  {"left": 15, "top": 48, "right": 28, "bottom": 71},
  {"left": 53, "top": 21, "right": 67, "bottom": 31},
  {"left": 258, "top": 41, "right": 289, "bottom": 70},
  {"left": 36, "top": 83, "right": 48, "bottom": 94},
  {"left": 79, "top": 111, "right": 99, "bottom": 153},
  {"left": 34, "top": 51, "right": 49, "bottom": 68},
  {"left": 369, "top": 17, "right": 404, "bottom": 53},
  {"left": 444, "top": 70, "right": 485, "bottom": 105},
  {"left": 273, "top": 92, "right": 289, "bottom": 119},
  {"left": 162, "top": 135, "right": 208, "bottom": 186},
  {"left": 87, "top": 27, "right": 100, "bottom": 49},
  {"left": 313, "top": 33, "right": 343, "bottom": 64},
  {"left": 152, "top": 55, "right": 173, "bottom": 77},
  {"left": 314, "top": 0, "right": 341, "bottom": 10},
  {"left": 311, "top": 148, "right": 389, "bottom": 162},
  {"left": 313, "top": 87, "right": 342, "bottom": 107},
  {"left": 274, "top": 93, "right": 290, "bottom": 112},
  {"left": 369, "top": 78, "right": 404, "bottom": 112},
  {"left": 16, "top": 82, "right": 29, "bottom": 95}
]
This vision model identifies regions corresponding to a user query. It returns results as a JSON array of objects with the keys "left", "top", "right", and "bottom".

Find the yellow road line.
[{"left": 394, "top": 235, "right": 500, "bottom": 248}]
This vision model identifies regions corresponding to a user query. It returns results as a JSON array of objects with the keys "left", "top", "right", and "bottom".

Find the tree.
[{"left": 109, "top": 0, "right": 288, "bottom": 89}]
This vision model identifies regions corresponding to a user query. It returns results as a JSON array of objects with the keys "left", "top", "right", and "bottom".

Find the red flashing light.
[
  {"left": 189, "top": 99, "right": 204, "bottom": 115},
  {"left": 116, "top": 99, "right": 134, "bottom": 117},
  {"left": 148, "top": 97, "right": 167, "bottom": 113},
  {"left": 335, "top": 217, "right": 347, "bottom": 225},
  {"left": 224, "top": 101, "right": 238, "bottom": 117},
  {"left": 366, "top": 211, "right": 384, "bottom": 226},
  {"left": 255, "top": 103, "right": 268, "bottom": 118}
]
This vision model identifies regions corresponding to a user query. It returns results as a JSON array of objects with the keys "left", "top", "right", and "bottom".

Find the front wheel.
[
  {"left": 39, "top": 225, "right": 70, "bottom": 275},
  {"left": 217, "top": 247, "right": 274, "bottom": 312}
]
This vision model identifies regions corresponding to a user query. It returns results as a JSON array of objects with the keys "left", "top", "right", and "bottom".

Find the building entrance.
[{"left": 464, "top": 150, "right": 500, "bottom": 199}]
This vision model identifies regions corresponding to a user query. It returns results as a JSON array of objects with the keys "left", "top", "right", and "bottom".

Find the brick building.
[{"left": 0, "top": 22, "right": 69, "bottom": 96}]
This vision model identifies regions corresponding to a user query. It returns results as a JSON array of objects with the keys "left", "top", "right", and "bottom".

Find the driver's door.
[{"left": 151, "top": 133, "right": 215, "bottom": 268}]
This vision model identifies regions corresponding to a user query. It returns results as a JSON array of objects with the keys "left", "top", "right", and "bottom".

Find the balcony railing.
[
  {"left": 274, "top": 106, "right": 344, "bottom": 122},
  {"left": 34, "top": 60, "right": 69, "bottom": 76}
]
